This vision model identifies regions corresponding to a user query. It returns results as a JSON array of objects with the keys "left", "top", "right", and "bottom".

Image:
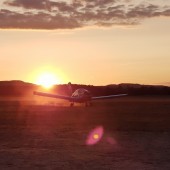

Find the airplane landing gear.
[{"left": 85, "top": 102, "right": 92, "bottom": 107}]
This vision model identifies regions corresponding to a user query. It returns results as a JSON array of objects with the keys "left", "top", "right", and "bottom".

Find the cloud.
[
  {"left": 0, "top": 9, "right": 80, "bottom": 29},
  {"left": 4, "top": 0, "right": 47, "bottom": 9},
  {"left": 1, "top": 0, "right": 170, "bottom": 29}
]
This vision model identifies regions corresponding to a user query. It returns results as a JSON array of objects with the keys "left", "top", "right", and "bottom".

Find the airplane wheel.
[{"left": 85, "top": 102, "right": 92, "bottom": 107}]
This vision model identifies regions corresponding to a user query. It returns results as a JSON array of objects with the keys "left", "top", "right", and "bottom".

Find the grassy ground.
[{"left": 0, "top": 96, "right": 170, "bottom": 169}]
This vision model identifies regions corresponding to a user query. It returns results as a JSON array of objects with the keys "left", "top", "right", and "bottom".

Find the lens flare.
[
  {"left": 86, "top": 126, "right": 104, "bottom": 145},
  {"left": 93, "top": 134, "right": 99, "bottom": 139}
]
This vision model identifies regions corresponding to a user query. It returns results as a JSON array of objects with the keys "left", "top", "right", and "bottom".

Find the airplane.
[{"left": 33, "top": 82, "right": 127, "bottom": 107}]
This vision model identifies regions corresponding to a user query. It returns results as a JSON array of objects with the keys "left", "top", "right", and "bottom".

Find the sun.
[{"left": 35, "top": 72, "right": 60, "bottom": 89}]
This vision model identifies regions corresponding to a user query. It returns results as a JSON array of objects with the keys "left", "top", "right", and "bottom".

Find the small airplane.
[{"left": 33, "top": 82, "right": 127, "bottom": 106}]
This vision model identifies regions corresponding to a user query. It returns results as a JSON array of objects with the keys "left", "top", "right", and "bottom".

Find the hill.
[{"left": 0, "top": 80, "right": 170, "bottom": 97}]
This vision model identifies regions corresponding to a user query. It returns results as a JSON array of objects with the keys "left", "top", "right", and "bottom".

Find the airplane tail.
[{"left": 68, "top": 82, "right": 73, "bottom": 96}]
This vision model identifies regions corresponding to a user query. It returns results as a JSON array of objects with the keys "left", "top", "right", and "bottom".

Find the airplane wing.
[
  {"left": 91, "top": 94, "right": 127, "bottom": 100},
  {"left": 33, "top": 91, "right": 72, "bottom": 101}
]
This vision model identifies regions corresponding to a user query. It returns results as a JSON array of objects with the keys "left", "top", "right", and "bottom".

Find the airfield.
[{"left": 0, "top": 96, "right": 170, "bottom": 169}]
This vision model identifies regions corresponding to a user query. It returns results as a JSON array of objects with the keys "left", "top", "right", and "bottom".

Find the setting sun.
[{"left": 35, "top": 72, "right": 60, "bottom": 88}]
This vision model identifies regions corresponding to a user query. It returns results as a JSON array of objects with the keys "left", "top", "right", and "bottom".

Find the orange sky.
[{"left": 0, "top": 0, "right": 170, "bottom": 86}]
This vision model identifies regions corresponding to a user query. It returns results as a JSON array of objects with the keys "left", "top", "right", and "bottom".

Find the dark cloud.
[
  {"left": 0, "top": 9, "right": 80, "bottom": 29},
  {"left": 4, "top": 0, "right": 47, "bottom": 9},
  {"left": 1, "top": 0, "right": 170, "bottom": 29},
  {"left": 127, "top": 4, "right": 161, "bottom": 18}
]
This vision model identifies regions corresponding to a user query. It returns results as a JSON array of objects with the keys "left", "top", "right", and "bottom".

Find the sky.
[{"left": 0, "top": 0, "right": 170, "bottom": 86}]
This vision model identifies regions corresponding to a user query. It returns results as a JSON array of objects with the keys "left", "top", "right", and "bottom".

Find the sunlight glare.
[{"left": 36, "top": 72, "right": 60, "bottom": 88}]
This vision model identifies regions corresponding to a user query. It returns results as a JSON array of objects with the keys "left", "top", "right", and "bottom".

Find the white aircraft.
[{"left": 33, "top": 82, "right": 127, "bottom": 106}]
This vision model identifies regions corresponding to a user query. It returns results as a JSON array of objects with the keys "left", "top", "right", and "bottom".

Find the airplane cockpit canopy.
[{"left": 72, "top": 88, "right": 91, "bottom": 97}]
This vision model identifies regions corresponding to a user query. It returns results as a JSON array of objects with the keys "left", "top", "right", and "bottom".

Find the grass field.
[{"left": 0, "top": 96, "right": 170, "bottom": 169}]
